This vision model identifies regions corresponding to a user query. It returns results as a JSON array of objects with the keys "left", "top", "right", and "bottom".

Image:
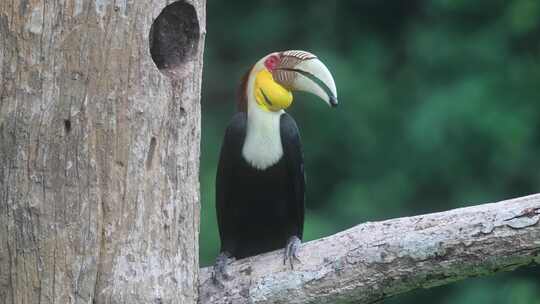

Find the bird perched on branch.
[{"left": 213, "top": 50, "right": 338, "bottom": 283}]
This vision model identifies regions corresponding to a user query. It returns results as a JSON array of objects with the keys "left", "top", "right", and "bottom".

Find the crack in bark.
[{"left": 504, "top": 207, "right": 540, "bottom": 221}]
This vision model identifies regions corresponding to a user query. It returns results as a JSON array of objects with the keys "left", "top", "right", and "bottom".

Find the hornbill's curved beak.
[{"left": 272, "top": 50, "right": 338, "bottom": 108}]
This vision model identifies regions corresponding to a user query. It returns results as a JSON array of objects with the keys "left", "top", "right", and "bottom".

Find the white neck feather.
[{"left": 242, "top": 59, "right": 284, "bottom": 170}]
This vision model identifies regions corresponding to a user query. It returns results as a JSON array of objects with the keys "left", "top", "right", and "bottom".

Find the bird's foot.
[
  {"left": 284, "top": 236, "right": 302, "bottom": 270},
  {"left": 212, "top": 252, "right": 235, "bottom": 288}
]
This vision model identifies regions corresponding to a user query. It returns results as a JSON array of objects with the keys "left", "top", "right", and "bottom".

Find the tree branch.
[{"left": 198, "top": 194, "right": 540, "bottom": 304}]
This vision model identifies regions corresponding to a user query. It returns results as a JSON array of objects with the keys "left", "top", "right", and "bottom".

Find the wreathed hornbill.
[{"left": 214, "top": 50, "right": 337, "bottom": 281}]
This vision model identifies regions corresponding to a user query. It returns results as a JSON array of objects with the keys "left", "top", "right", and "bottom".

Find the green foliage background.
[{"left": 199, "top": 1, "right": 540, "bottom": 302}]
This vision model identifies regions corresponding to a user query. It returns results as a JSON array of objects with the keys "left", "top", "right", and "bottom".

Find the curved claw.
[
  {"left": 212, "top": 252, "right": 235, "bottom": 288},
  {"left": 284, "top": 236, "right": 302, "bottom": 270}
]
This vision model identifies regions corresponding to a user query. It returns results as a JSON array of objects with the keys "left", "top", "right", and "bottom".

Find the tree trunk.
[{"left": 0, "top": 0, "right": 205, "bottom": 303}]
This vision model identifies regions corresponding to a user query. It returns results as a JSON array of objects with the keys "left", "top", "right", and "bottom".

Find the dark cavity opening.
[
  {"left": 64, "top": 119, "right": 72, "bottom": 133},
  {"left": 149, "top": 1, "right": 200, "bottom": 78},
  {"left": 146, "top": 137, "right": 157, "bottom": 170}
]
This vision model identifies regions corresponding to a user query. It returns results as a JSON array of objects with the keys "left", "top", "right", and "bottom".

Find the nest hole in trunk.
[{"left": 149, "top": 1, "right": 200, "bottom": 79}]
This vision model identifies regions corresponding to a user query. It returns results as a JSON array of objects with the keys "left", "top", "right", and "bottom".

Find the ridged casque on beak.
[{"left": 272, "top": 50, "right": 338, "bottom": 107}]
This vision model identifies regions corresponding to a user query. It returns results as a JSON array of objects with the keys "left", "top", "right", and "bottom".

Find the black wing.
[
  {"left": 216, "top": 112, "right": 247, "bottom": 253},
  {"left": 280, "top": 113, "right": 306, "bottom": 239}
]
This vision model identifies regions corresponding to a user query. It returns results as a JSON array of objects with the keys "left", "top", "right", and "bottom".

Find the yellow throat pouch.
[{"left": 254, "top": 70, "right": 293, "bottom": 111}]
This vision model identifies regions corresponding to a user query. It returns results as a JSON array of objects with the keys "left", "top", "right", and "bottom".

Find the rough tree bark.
[
  {"left": 199, "top": 194, "right": 540, "bottom": 304},
  {"left": 0, "top": 0, "right": 205, "bottom": 303}
]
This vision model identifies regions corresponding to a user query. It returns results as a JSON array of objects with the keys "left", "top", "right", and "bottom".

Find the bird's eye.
[{"left": 264, "top": 55, "right": 280, "bottom": 71}]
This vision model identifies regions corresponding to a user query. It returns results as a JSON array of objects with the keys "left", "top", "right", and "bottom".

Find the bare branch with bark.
[{"left": 199, "top": 194, "right": 540, "bottom": 304}]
